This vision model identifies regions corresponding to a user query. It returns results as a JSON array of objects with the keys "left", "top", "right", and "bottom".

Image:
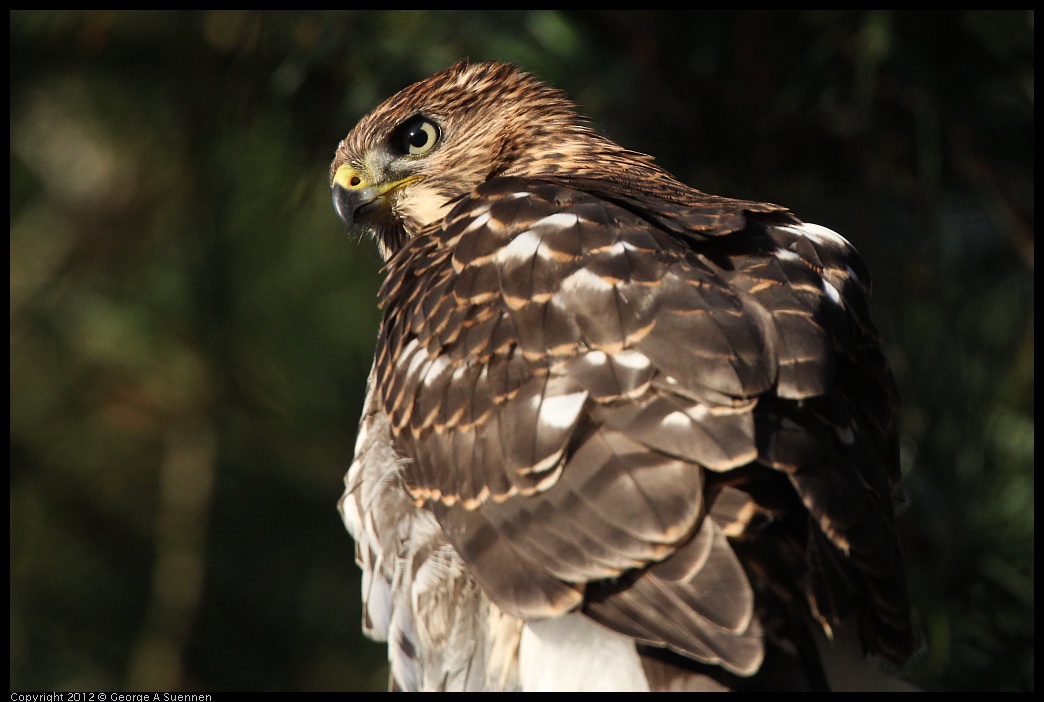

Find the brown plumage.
[{"left": 333, "top": 60, "right": 914, "bottom": 691}]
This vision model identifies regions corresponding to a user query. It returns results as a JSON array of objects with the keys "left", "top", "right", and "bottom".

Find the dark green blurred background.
[{"left": 10, "top": 10, "right": 1033, "bottom": 692}]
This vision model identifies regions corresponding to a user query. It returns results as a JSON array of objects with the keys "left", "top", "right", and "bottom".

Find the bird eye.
[{"left": 396, "top": 116, "right": 441, "bottom": 156}]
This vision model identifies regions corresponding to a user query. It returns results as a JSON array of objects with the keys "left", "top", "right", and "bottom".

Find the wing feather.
[{"left": 372, "top": 175, "right": 911, "bottom": 679}]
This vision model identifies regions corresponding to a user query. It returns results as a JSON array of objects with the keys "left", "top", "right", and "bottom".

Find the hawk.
[{"left": 332, "top": 61, "right": 915, "bottom": 691}]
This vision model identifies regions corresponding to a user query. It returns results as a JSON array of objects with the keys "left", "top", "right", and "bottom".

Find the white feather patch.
[
  {"left": 561, "top": 266, "right": 614, "bottom": 294},
  {"left": 532, "top": 212, "right": 581, "bottom": 230},
  {"left": 780, "top": 221, "right": 855, "bottom": 250},
  {"left": 462, "top": 209, "right": 492, "bottom": 234},
  {"left": 821, "top": 279, "right": 843, "bottom": 305},
  {"left": 611, "top": 349, "right": 652, "bottom": 371},
  {"left": 519, "top": 614, "right": 650, "bottom": 691},
  {"left": 537, "top": 390, "right": 588, "bottom": 430},
  {"left": 496, "top": 228, "right": 545, "bottom": 264}
]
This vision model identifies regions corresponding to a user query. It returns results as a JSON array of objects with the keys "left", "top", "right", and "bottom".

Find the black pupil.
[{"left": 408, "top": 126, "right": 428, "bottom": 148}]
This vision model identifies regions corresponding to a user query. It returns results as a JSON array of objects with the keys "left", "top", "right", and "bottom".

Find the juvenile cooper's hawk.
[{"left": 332, "top": 61, "right": 914, "bottom": 691}]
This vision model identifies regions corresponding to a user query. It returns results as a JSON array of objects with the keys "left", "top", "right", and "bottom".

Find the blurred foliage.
[{"left": 10, "top": 10, "right": 1032, "bottom": 692}]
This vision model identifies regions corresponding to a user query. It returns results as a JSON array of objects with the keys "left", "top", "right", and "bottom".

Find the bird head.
[{"left": 331, "top": 61, "right": 620, "bottom": 260}]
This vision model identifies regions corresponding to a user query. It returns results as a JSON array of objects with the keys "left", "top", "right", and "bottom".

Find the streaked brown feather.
[
  {"left": 335, "top": 60, "right": 913, "bottom": 690},
  {"left": 371, "top": 176, "right": 911, "bottom": 677}
]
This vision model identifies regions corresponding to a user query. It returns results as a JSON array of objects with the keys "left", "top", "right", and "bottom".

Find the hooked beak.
[{"left": 331, "top": 164, "right": 424, "bottom": 229}]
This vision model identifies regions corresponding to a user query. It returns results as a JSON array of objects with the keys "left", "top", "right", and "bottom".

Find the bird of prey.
[{"left": 332, "top": 60, "right": 914, "bottom": 691}]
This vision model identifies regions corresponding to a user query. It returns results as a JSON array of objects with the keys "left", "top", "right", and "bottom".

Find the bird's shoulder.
[{"left": 375, "top": 173, "right": 878, "bottom": 418}]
